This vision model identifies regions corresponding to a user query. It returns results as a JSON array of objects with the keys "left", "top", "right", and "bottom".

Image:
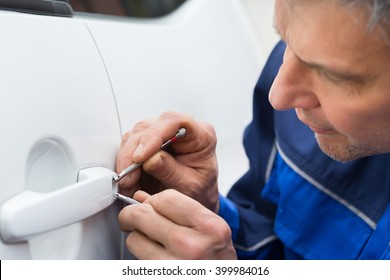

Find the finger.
[
  {"left": 132, "top": 111, "right": 198, "bottom": 163},
  {"left": 118, "top": 200, "right": 184, "bottom": 246},
  {"left": 116, "top": 119, "right": 155, "bottom": 171},
  {"left": 142, "top": 151, "right": 186, "bottom": 188},
  {"left": 126, "top": 231, "right": 173, "bottom": 260},
  {"left": 116, "top": 132, "right": 143, "bottom": 188},
  {"left": 121, "top": 190, "right": 235, "bottom": 259},
  {"left": 146, "top": 189, "right": 216, "bottom": 228},
  {"left": 116, "top": 120, "right": 157, "bottom": 188},
  {"left": 116, "top": 114, "right": 187, "bottom": 188},
  {"left": 139, "top": 190, "right": 235, "bottom": 259},
  {"left": 117, "top": 129, "right": 141, "bottom": 172},
  {"left": 119, "top": 184, "right": 140, "bottom": 199},
  {"left": 133, "top": 190, "right": 150, "bottom": 202},
  {"left": 142, "top": 146, "right": 218, "bottom": 188}
]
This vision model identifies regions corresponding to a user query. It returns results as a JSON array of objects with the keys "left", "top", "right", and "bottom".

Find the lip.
[
  {"left": 295, "top": 110, "right": 335, "bottom": 135},
  {"left": 308, "top": 125, "right": 335, "bottom": 135}
]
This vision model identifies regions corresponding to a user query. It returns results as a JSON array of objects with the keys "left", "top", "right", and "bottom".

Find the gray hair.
[{"left": 340, "top": 0, "right": 390, "bottom": 38}]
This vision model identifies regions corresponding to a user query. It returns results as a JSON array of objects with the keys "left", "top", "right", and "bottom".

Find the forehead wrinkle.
[{"left": 274, "top": 0, "right": 389, "bottom": 85}]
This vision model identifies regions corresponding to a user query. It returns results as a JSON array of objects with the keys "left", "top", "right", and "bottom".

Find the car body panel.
[
  {"left": 0, "top": 0, "right": 271, "bottom": 259},
  {"left": 0, "top": 11, "right": 121, "bottom": 259},
  {"left": 84, "top": 0, "right": 263, "bottom": 190}
]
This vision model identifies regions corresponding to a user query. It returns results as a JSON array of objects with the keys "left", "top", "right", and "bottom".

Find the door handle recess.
[{"left": 0, "top": 167, "right": 118, "bottom": 243}]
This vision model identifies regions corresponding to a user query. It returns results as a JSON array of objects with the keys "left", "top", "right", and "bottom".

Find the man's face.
[{"left": 269, "top": 0, "right": 390, "bottom": 162}]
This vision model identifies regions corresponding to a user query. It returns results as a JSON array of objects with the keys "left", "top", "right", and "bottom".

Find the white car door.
[
  {"left": 0, "top": 0, "right": 273, "bottom": 260},
  {"left": 0, "top": 4, "right": 122, "bottom": 259},
  {"left": 83, "top": 0, "right": 264, "bottom": 193}
]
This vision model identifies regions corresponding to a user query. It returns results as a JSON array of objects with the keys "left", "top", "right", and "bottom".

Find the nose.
[{"left": 269, "top": 46, "right": 320, "bottom": 111}]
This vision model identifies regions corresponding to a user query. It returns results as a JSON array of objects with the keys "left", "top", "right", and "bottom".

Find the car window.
[{"left": 69, "top": 0, "right": 186, "bottom": 18}]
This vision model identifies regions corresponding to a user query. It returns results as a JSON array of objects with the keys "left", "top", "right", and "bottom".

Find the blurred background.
[{"left": 69, "top": 0, "right": 186, "bottom": 18}]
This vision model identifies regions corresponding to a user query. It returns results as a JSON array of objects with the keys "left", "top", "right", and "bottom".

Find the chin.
[
  {"left": 315, "top": 135, "right": 369, "bottom": 163},
  {"left": 314, "top": 131, "right": 390, "bottom": 162}
]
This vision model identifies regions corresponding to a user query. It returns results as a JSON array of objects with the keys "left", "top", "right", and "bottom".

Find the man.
[{"left": 116, "top": 0, "right": 390, "bottom": 259}]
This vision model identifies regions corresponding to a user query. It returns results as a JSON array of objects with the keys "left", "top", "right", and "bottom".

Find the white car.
[{"left": 0, "top": 0, "right": 275, "bottom": 259}]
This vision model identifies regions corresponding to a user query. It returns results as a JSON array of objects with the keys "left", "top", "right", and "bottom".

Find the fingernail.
[{"left": 133, "top": 144, "right": 144, "bottom": 159}]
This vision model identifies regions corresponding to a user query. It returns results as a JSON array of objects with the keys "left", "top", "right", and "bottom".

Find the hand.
[
  {"left": 116, "top": 111, "right": 219, "bottom": 212},
  {"left": 119, "top": 189, "right": 237, "bottom": 260}
]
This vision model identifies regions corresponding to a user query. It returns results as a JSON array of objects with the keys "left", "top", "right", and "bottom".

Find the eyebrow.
[
  {"left": 309, "top": 61, "right": 369, "bottom": 82},
  {"left": 273, "top": 21, "right": 369, "bottom": 83}
]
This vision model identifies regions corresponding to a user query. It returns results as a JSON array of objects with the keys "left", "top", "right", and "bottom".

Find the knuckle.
[
  {"left": 144, "top": 153, "right": 175, "bottom": 182},
  {"left": 125, "top": 231, "right": 136, "bottom": 246},
  {"left": 149, "top": 189, "right": 179, "bottom": 206},
  {"left": 121, "top": 131, "right": 131, "bottom": 143},
  {"left": 159, "top": 188, "right": 181, "bottom": 202},
  {"left": 143, "top": 152, "right": 162, "bottom": 169},
  {"left": 202, "top": 121, "right": 216, "bottom": 135},
  {"left": 132, "top": 204, "right": 154, "bottom": 219},
  {"left": 133, "top": 119, "right": 152, "bottom": 131},
  {"left": 187, "top": 245, "right": 209, "bottom": 259},
  {"left": 159, "top": 111, "right": 181, "bottom": 120},
  {"left": 159, "top": 111, "right": 193, "bottom": 127},
  {"left": 170, "top": 231, "right": 209, "bottom": 259},
  {"left": 118, "top": 204, "right": 153, "bottom": 230},
  {"left": 215, "top": 223, "right": 232, "bottom": 244},
  {"left": 204, "top": 215, "right": 232, "bottom": 244},
  {"left": 125, "top": 231, "right": 142, "bottom": 252},
  {"left": 118, "top": 209, "right": 131, "bottom": 231},
  {"left": 202, "top": 122, "right": 217, "bottom": 147}
]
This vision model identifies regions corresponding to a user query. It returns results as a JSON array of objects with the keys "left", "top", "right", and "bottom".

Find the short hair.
[{"left": 341, "top": 0, "right": 390, "bottom": 39}]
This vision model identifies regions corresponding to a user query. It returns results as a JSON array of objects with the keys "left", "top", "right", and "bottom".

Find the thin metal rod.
[
  {"left": 113, "top": 192, "right": 140, "bottom": 205},
  {"left": 112, "top": 128, "right": 186, "bottom": 182}
]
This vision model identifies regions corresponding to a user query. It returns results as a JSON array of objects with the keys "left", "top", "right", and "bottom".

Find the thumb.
[
  {"left": 142, "top": 151, "right": 184, "bottom": 188},
  {"left": 133, "top": 190, "right": 151, "bottom": 202}
]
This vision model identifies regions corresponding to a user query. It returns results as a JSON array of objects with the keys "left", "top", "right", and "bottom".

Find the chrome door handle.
[{"left": 1, "top": 167, "right": 117, "bottom": 243}]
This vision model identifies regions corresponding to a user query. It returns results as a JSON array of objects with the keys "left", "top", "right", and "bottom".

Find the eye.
[{"left": 317, "top": 68, "right": 343, "bottom": 84}]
